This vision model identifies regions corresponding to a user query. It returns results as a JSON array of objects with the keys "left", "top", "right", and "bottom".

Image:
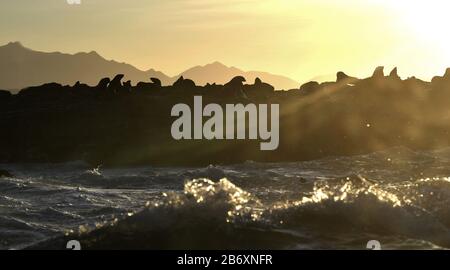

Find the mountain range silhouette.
[{"left": 0, "top": 42, "right": 299, "bottom": 91}]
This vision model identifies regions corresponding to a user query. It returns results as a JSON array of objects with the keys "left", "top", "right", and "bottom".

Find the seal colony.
[{"left": 2, "top": 66, "right": 450, "bottom": 166}]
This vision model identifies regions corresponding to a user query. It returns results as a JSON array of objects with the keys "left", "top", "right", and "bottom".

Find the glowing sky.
[{"left": 1, "top": 0, "right": 450, "bottom": 83}]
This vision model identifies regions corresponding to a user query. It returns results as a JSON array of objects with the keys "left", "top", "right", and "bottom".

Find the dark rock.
[
  {"left": 4, "top": 70, "right": 450, "bottom": 167},
  {"left": 0, "top": 169, "right": 13, "bottom": 178},
  {"left": 0, "top": 90, "right": 12, "bottom": 99},
  {"left": 18, "top": 82, "right": 65, "bottom": 98}
]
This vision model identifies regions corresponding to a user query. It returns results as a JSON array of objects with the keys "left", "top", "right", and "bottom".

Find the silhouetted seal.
[
  {"left": 224, "top": 76, "right": 247, "bottom": 99},
  {"left": 389, "top": 67, "right": 400, "bottom": 80},
  {"left": 372, "top": 66, "right": 385, "bottom": 78},
  {"left": 431, "top": 68, "right": 450, "bottom": 84},
  {"left": 173, "top": 76, "right": 196, "bottom": 89},
  {"left": 73, "top": 81, "right": 89, "bottom": 89},
  {"left": 337, "top": 71, "right": 349, "bottom": 82},
  {"left": 255, "top": 78, "right": 274, "bottom": 90},
  {"left": 136, "top": 77, "right": 163, "bottom": 92},
  {"left": 96, "top": 77, "right": 110, "bottom": 91},
  {"left": 173, "top": 76, "right": 184, "bottom": 87},
  {"left": 243, "top": 77, "right": 274, "bottom": 99},
  {"left": 122, "top": 80, "right": 132, "bottom": 93},
  {"left": 225, "top": 76, "right": 246, "bottom": 87},
  {"left": 183, "top": 78, "right": 196, "bottom": 88},
  {"left": 150, "top": 78, "right": 162, "bottom": 88},
  {"left": 108, "top": 74, "right": 124, "bottom": 93},
  {"left": 444, "top": 68, "right": 450, "bottom": 79},
  {"left": 336, "top": 71, "right": 358, "bottom": 84}
]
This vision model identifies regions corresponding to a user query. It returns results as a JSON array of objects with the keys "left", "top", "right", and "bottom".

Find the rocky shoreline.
[
  {"left": 0, "top": 169, "right": 13, "bottom": 178},
  {"left": 1, "top": 67, "right": 450, "bottom": 166}
]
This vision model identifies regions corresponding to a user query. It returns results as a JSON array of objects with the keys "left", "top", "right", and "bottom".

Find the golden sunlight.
[{"left": 382, "top": 0, "right": 450, "bottom": 65}]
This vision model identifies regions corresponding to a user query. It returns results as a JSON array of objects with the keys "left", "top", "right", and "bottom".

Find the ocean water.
[{"left": 1, "top": 147, "right": 450, "bottom": 250}]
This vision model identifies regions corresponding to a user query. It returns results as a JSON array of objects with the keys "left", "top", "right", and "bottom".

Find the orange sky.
[{"left": 1, "top": 0, "right": 450, "bottom": 83}]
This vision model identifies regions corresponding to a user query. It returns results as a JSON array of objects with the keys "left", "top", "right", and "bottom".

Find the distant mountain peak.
[
  {"left": 179, "top": 61, "right": 299, "bottom": 89},
  {"left": 187, "top": 61, "right": 227, "bottom": 70},
  {"left": 75, "top": 50, "right": 102, "bottom": 58},
  {"left": 207, "top": 61, "right": 227, "bottom": 67},
  {"left": 87, "top": 50, "right": 100, "bottom": 56},
  {"left": 6, "top": 41, "right": 24, "bottom": 47},
  {"left": 2, "top": 41, "right": 27, "bottom": 50}
]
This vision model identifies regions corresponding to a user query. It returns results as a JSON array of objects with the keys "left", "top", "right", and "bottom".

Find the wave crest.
[{"left": 27, "top": 175, "right": 450, "bottom": 249}]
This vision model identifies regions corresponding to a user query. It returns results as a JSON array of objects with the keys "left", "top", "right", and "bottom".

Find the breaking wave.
[{"left": 28, "top": 175, "right": 450, "bottom": 250}]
